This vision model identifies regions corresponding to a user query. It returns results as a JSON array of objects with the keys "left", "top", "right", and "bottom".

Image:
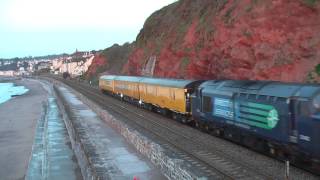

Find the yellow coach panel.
[
  {"left": 99, "top": 79, "right": 114, "bottom": 92},
  {"left": 114, "top": 80, "right": 140, "bottom": 100},
  {"left": 99, "top": 75, "right": 117, "bottom": 93},
  {"left": 139, "top": 84, "right": 187, "bottom": 114}
]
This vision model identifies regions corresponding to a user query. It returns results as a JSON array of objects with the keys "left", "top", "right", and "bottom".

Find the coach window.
[{"left": 202, "top": 96, "right": 212, "bottom": 113}]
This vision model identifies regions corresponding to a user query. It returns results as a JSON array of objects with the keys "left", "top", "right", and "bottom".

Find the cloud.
[{"left": 4, "top": 0, "right": 176, "bottom": 31}]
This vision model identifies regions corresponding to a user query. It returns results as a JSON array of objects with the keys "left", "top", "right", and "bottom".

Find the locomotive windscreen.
[{"left": 313, "top": 94, "right": 320, "bottom": 109}]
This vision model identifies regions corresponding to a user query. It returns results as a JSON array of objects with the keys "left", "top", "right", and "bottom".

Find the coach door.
[
  {"left": 199, "top": 88, "right": 204, "bottom": 113},
  {"left": 295, "top": 98, "right": 314, "bottom": 150},
  {"left": 289, "top": 99, "right": 298, "bottom": 143}
]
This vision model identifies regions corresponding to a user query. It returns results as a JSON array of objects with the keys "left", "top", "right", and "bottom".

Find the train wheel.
[
  {"left": 275, "top": 149, "right": 286, "bottom": 160},
  {"left": 199, "top": 122, "right": 208, "bottom": 133},
  {"left": 198, "top": 122, "right": 203, "bottom": 130},
  {"left": 144, "top": 104, "right": 151, "bottom": 111},
  {"left": 180, "top": 116, "right": 187, "bottom": 124},
  {"left": 161, "top": 109, "right": 168, "bottom": 116},
  {"left": 312, "top": 162, "right": 320, "bottom": 173},
  {"left": 146, "top": 104, "right": 153, "bottom": 111},
  {"left": 217, "top": 129, "right": 224, "bottom": 137},
  {"left": 287, "top": 155, "right": 297, "bottom": 166},
  {"left": 204, "top": 124, "right": 210, "bottom": 132},
  {"left": 253, "top": 139, "right": 266, "bottom": 152},
  {"left": 172, "top": 113, "right": 177, "bottom": 120},
  {"left": 269, "top": 148, "right": 276, "bottom": 157},
  {"left": 188, "top": 120, "right": 195, "bottom": 126},
  {"left": 214, "top": 129, "right": 220, "bottom": 136},
  {"left": 195, "top": 121, "right": 200, "bottom": 128}
]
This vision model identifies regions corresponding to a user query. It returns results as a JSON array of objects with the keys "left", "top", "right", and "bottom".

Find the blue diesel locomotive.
[
  {"left": 191, "top": 80, "right": 320, "bottom": 171},
  {"left": 99, "top": 75, "right": 320, "bottom": 173}
]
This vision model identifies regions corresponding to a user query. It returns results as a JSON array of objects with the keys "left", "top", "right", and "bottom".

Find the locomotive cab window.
[
  {"left": 313, "top": 94, "right": 320, "bottom": 111},
  {"left": 202, "top": 96, "right": 212, "bottom": 113}
]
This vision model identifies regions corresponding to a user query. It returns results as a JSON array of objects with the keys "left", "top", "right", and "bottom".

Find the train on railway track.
[{"left": 99, "top": 75, "right": 320, "bottom": 174}]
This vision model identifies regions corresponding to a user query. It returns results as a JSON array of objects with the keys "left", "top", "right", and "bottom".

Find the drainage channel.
[{"left": 26, "top": 96, "right": 82, "bottom": 180}]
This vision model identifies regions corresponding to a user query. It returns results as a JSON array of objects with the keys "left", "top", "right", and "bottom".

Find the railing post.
[{"left": 285, "top": 160, "right": 290, "bottom": 180}]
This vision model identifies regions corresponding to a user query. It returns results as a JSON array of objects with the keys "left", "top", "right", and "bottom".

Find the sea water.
[{"left": 0, "top": 83, "right": 29, "bottom": 104}]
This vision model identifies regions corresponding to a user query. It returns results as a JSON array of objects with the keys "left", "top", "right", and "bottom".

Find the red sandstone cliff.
[
  {"left": 122, "top": 0, "right": 320, "bottom": 83},
  {"left": 86, "top": 0, "right": 320, "bottom": 83}
]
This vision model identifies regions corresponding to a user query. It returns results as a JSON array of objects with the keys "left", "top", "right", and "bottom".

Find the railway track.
[{"left": 50, "top": 76, "right": 316, "bottom": 179}]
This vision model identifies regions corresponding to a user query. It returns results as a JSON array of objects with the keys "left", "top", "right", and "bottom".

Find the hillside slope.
[
  {"left": 122, "top": 0, "right": 320, "bottom": 83},
  {"left": 85, "top": 43, "right": 133, "bottom": 84}
]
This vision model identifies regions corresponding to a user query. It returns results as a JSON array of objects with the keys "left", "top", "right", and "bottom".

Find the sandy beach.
[{"left": 0, "top": 78, "right": 48, "bottom": 180}]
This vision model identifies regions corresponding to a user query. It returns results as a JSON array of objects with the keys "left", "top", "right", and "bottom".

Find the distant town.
[{"left": 0, "top": 50, "right": 94, "bottom": 78}]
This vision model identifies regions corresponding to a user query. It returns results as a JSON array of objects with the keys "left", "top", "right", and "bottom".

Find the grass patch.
[
  {"left": 306, "top": 64, "right": 320, "bottom": 83},
  {"left": 184, "top": 47, "right": 192, "bottom": 52},
  {"left": 242, "top": 29, "right": 252, "bottom": 37},
  {"left": 245, "top": 6, "right": 253, "bottom": 13},
  {"left": 180, "top": 57, "right": 190, "bottom": 73},
  {"left": 303, "top": 0, "right": 318, "bottom": 6},
  {"left": 315, "top": 64, "right": 320, "bottom": 76},
  {"left": 223, "top": 2, "right": 238, "bottom": 25}
]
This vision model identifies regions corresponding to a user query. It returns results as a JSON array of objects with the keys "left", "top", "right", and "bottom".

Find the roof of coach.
[
  {"left": 100, "top": 75, "right": 117, "bottom": 80},
  {"left": 102, "top": 75, "right": 199, "bottom": 88},
  {"left": 114, "top": 76, "right": 144, "bottom": 83},
  {"left": 140, "top": 77, "right": 198, "bottom": 88},
  {"left": 200, "top": 80, "right": 320, "bottom": 98}
]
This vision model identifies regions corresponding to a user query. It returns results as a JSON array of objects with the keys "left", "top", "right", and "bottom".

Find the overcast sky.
[{"left": 0, "top": 0, "right": 176, "bottom": 58}]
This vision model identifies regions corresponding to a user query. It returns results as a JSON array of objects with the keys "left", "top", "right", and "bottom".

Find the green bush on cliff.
[
  {"left": 304, "top": 0, "right": 318, "bottom": 6},
  {"left": 315, "top": 64, "right": 320, "bottom": 76}
]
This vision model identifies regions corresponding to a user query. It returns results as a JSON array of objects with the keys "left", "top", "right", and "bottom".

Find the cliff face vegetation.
[{"left": 121, "top": 0, "right": 320, "bottom": 83}]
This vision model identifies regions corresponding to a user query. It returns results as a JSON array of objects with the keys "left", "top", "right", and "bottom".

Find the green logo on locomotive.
[
  {"left": 213, "top": 98, "right": 280, "bottom": 130},
  {"left": 237, "top": 102, "right": 279, "bottom": 129},
  {"left": 267, "top": 108, "right": 279, "bottom": 128}
]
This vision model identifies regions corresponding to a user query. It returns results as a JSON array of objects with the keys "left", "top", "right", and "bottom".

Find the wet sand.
[{"left": 0, "top": 79, "right": 48, "bottom": 180}]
